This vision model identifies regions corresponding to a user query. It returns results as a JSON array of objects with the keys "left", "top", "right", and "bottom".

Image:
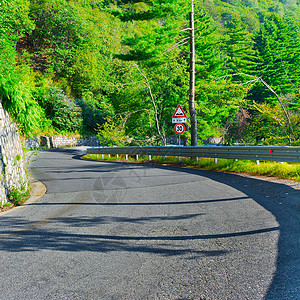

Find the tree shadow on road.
[
  {"left": 0, "top": 213, "right": 231, "bottom": 260},
  {"left": 156, "top": 164, "right": 300, "bottom": 299},
  {"left": 10, "top": 149, "right": 300, "bottom": 298}
]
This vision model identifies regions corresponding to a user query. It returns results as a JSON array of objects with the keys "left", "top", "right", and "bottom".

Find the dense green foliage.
[
  {"left": 0, "top": 0, "right": 45, "bottom": 133},
  {"left": 42, "top": 87, "right": 82, "bottom": 131},
  {"left": 0, "top": 0, "right": 299, "bottom": 145}
]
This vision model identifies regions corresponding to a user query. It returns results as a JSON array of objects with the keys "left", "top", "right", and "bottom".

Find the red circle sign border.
[{"left": 174, "top": 123, "right": 185, "bottom": 135}]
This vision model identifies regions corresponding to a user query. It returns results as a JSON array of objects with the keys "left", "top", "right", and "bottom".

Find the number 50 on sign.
[{"left": 174, "top": 123, "right": 185, "bottom": 135}]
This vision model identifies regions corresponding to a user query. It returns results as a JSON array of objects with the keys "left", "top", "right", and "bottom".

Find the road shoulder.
[{"left": 0, "top": 177, "right": 46, "bottom": 215}]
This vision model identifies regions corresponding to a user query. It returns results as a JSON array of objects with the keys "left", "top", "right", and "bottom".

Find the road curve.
[{"left": 0, "top": 147, "right": 299, "bottom": 300}]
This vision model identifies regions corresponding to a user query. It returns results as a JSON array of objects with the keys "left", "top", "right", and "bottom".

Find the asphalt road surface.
[{"left": 0, "top": 147, "right": 299, "bottom": 300}]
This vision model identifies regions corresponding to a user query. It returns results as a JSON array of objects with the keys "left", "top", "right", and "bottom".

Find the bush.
[
  {"left": 42, "top": 87, "right": 82, "bottom": 132},
  {"left": 96, "top": 117, "right": 127, "bottom": 146}
]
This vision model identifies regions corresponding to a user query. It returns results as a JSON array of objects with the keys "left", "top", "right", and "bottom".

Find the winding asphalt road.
[{"left": 0, "top": 147, "right": 299, "bottom": 299}]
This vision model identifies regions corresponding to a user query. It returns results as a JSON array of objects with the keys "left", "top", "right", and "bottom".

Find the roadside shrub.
[
  {"left": 8, "top": 181, "right": 30, "bottom": 206},
  {"left": 42, "top": 87, "right": 82, "bottom": 132},
  {"left": 96, "top": 117, "right": 127, "bottom": 146}
]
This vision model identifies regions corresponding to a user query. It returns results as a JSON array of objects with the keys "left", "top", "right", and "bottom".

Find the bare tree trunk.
[
  {"left": 133, "top": 62, "right": 166, "bottom": 145},
  {"left": 189, "top": 1, "right": 197, "bottom": 146},
  {"left": 258, "top": 78, "right": 293, "bottom": 134}
]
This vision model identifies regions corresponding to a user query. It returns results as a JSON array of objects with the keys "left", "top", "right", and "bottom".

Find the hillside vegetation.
[{"left": 1, "top": 0, "right": 300, "bottom": 145}]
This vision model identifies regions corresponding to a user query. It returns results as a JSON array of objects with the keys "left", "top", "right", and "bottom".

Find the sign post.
[
  {"left": 174, "top": 123, "right": 185, "bottom": 146},
  {"left": 172, "top": 105, "right": 187, "bottom": 146}
]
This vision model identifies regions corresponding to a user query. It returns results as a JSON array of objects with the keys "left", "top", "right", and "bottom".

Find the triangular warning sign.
[{"left": 172, "top": 104, "right": 187, "bottom": 118}]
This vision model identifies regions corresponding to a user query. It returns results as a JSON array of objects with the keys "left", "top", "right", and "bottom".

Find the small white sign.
[{"left": 172, "top": 117, "right": 187, "bottom": 123}]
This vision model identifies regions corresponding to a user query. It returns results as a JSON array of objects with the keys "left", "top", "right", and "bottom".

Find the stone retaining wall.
[
  {"left": 0, "top": 102, "right": 100, "bottom": 205},
  {"left": 26, "top": 135, "right": 101, "bottom": 149},
  {"left": 0, "top": 103, "right": 28, "bottom": 205}
]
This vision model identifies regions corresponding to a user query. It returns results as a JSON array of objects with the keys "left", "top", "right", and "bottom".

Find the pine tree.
[
  {"left": 248, "top": 13, "right": 300, "bottom": 144},
  {"left": 252, "top": 14, "right": 300, "bottom": 103},
  {"left": 222, "top": 18, "right": 256, "bottom": 78},
  {"left": 193, "top": 8, "right": 225, "bottom": 80},
  {"left": 105, "top": 0, "right": 192, "bottom": 143},
  {"left": 110, "top": 0, "right": 190, "bottom": 63}
]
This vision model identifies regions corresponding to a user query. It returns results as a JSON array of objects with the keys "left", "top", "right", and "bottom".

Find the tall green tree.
[
  {"left": 104, "top": 0, "right": 191, "bottom": 143},
  {"left": 29, "top": 0, "right": 121, "bottom": 96},
  {"left": 110, "top": 0, "right": 190, "bottom": 62},
  {"left": 222, "top": 19, "right": 256, "bottom": 78},
  {"left": 242, "top": 14, "right": 300, "bottom": 144},
  {"left": 252, "top": 14, "right": 300, "bottom": 103},
  {"left": 193, "top": 8, "right": 225, "bottom": 80},
  {"left": 191, "top": 8, "right": 248, "bottom": 142}
]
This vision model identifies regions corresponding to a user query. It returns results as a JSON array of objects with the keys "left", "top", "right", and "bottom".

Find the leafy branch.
[{"left": 218, "top": 73, "right": 293, "bottom": 135}]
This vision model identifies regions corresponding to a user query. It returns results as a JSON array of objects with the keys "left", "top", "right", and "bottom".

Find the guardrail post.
[
  {"left": 214, "top": 158, "right": 218, "bottom": 164},
  {"left": 136, "top": 155, "right": 139, "bottom": 160},
  {"left": 108, "top": 154, "right": 110, "bottom": 158},
  {"left": 196, "top": 157, "right": 199, "bottom": 162},
  {"left": 126, "top": 154, "right": 128, "bottom": 160},
  {"left": 149, "top": 155, "right": 151, "bottom": 161},
  {"left": 102, "top": 154, "right": 104, "bottom": 159},
  {"left": 117, "top": 154, "right": 119, "bottom": 159},
  {"left": 97, "top": 154, "right": 99, "bottom": 159},
  {"left": 256, "top": 160, "right": 260, "bottom": 165},
  {"left": 179, "top": 156, "right": 181, "bottom": 162}
]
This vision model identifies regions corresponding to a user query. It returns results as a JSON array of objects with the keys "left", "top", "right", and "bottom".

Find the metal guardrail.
[{"left": 87, "top": 146, "right": 300, "bottom": 163}]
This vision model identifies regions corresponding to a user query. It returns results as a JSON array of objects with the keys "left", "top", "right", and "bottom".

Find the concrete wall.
[{"left": 0, "top": 103, "right": 28, "bottom": 205}]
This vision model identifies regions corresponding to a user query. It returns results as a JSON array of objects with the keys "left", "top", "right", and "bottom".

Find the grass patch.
[
  {"left": 83, "top": 154, "right": 300, "bottom": 182},
  {"left": 8, "top": 182, "right": 31, "bottom": 206},
  {"left": 84, "top": 154, "right": 149, "bottom": 162},
  {"left": 0, "top": 201, "right": 14, "bottom": 213}
]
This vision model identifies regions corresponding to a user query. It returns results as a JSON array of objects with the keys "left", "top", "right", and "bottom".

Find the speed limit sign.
[{"left": 174, "top": 123, "right": 185, "bottom": 135}]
